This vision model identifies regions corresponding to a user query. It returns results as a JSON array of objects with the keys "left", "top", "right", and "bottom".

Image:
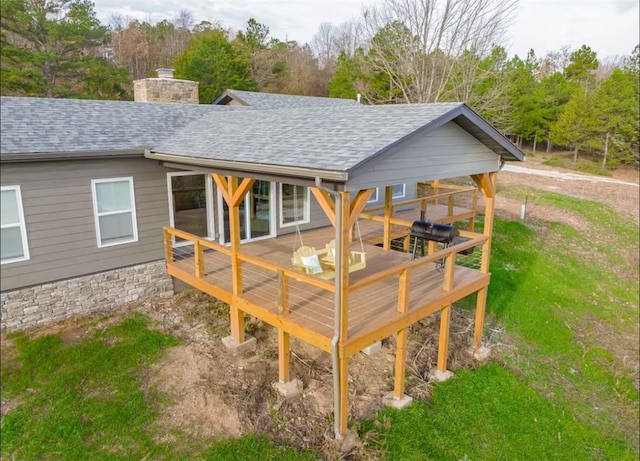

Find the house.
[{"left": 0, "top": 71, "right": 524, "bottom": 439}]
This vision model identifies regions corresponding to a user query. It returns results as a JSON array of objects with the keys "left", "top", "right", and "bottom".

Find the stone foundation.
[{"left": 1, "top": 261, "right": 174, "bottom": 333}]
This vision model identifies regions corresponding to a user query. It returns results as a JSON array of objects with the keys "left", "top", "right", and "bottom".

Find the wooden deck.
[{"left": 167, "top": 203, "right": 488, "bottom": 358}]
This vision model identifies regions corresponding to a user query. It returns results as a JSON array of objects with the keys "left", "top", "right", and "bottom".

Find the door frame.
[
  {"left": 216, "top": 180, "right": 277, "bottom": 245},
  {"left": 166, "top": 171, "right": 216, "bottom": 247}
]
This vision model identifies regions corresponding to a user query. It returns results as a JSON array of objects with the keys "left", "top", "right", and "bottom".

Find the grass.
[
  {"left": 0, "top": 313, "right": 316, "bottom": 460},
  {"left": 2, "top": 189, "right": 638, "bottom": 460},
  {"left": 362, "top": 364, "right": 634, "bottom": 460},
  {"left": 362, "top": 189, "right": 639, "bottom": 459}
]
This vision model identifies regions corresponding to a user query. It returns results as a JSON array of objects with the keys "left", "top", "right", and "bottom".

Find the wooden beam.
[
  {"left": 276, "top": 270, "right": 289, "bottom": 314},
  {"left": 231, "top": 177, "right": 256, "bottom": 207},
  {"left": 348, "top": 189, "right": 375, "bottom": 229},
  {"left": 278, "top": 330, "right": 290, "bottom": 383},
  {"left": 383, "top": 186, "right": 393, "bottom": 251},
  {"left": 224, "top": 175, "right": 245, "bottom": 344},
  {"left": 211, "top": 173, "right": 231, "bottom": 204},
  {"left": 337, "top": 191, "right": 351, "bottom": 439},
  {"left": 310, "top": 187, "right": 336, "bottom": 227}
]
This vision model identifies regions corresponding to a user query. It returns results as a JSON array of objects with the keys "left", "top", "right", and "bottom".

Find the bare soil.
[{"left": 2, "top": 159, "right": 637, "bottom": 458}]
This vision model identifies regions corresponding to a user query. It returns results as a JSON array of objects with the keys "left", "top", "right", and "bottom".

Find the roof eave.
[
  {"left": 145, "top": 150, "right": 349, "bottom": 182},
  {"left": 0, "top": 148, "right": 147, "bottom": 163}
]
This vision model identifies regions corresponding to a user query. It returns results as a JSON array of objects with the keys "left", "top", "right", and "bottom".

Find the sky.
[{"left": 93, "top": 0, "right": 639, "bottom": 60}]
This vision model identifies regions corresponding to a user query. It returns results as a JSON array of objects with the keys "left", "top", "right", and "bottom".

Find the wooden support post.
[
  {"left": 432, "top": 179, "right": 440, "bottom": 205},
  {"left": 437, "top": 304, "right": 452, "bottom": 372},
  {"left": 437, "top": 251, "right": 456, "bottom": 371},
  {"left": 163, "top": 227, "right": 173, "bottom": 263},
  {"left": 337, "top": 191, "right": 351, "bottom": 439},
  {"left": 394, "top": 268, "right": 410, "bottom": 398},
  {"left": 212, "top": 174, "right": 255, "bottom": 345},
  {"left": 194, "top": 240, "right": 204, "bottom": 278},
  {"left": 447, "top": 194, "right": 454, "bottom": 217},
  {"left": 471, "top": 172, "right": 497, "bottom": 347},
  {"left": 469, "top": 189, "right": 478, "bottom": 232},
  {"left": 473, "top": 287, "right": 488, "bottom": 347},
  {"left": 383, "top": 186, "right": 393, "bottom": 251},
  {"left": 278, "top": 330, "right": 290, "bottom": 383}
]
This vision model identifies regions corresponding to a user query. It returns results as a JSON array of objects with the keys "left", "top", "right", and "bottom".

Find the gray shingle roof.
[
  {"left": 214, "top": 89, "right": 360, "bottom": 109},
  {"left": 0, "top": 97, "right": 237, "bottom": 156},
  {"left": 152, "top": 103, "right": 467, "bottom": 171}
]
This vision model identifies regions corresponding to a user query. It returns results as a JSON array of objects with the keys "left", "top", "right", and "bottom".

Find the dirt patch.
[{"left": 131, "top": 291, "right": 491, "bottom": 457}]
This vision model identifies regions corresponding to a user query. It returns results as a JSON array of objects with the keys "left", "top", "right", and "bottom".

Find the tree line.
[{"left": 1, "top": 0, "right": 638, "bottom": 168}]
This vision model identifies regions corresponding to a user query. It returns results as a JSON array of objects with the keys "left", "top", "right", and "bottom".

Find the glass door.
[
  {"left": 167, "top": 173, "right": 214, "bottom": 245},
  {"left": 219, "top": 179, "right": 274, "bottom": 244}
]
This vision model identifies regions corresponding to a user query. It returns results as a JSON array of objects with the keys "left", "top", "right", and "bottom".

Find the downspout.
[{"left": 314, "top": 177, "right": 343, "bottom": 440}]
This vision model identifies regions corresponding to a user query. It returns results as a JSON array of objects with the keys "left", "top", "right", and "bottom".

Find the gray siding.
[
  {"left": 347, "top": 121, "right": 499, "bottom": 192},
  {"left": 1, "top": 158, "right": 170, "bottom": 291}
]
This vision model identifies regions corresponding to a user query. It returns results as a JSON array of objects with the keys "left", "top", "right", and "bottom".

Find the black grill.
[
  {"left": 409, "top": 221, "right": 458, "bottom": 244},
  {"left": 409, "top": 221, "right": 460, "bottom": 263}
]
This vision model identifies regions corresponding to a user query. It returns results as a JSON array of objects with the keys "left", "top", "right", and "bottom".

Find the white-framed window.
[
  {"left": 91, "top": 177, "right": 138, "bottom": 247},
  {"left": 367, "top": 188, "right": 379, "bottom": 203},
  {"left": 280, "top": 184, "right": 310, "bottom": 227},
  {"left": 1, "top": 185, "right": 30, "bottom": 264},
  {"left": 392, "top": 184, "right": 406, "bottom": 199}
]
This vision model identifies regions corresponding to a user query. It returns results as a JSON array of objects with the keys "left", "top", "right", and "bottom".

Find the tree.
[
  {"left": 592, "top": 67, "right": 639, "bottom": 167},
  {"left": 564, "top": 44, "right": 598, "bottom": 91},
  {"left": 550, "top": 91, "right": 597, "bottom": 163},
  {"left": 360, "top": 0, "right": 518, "bottom": 104},
  {"left": 174, "top": 28, "right": 257, "bottom": 103},
  {"left": 0, "top": 0, "right": 124, "bottom": 98}
]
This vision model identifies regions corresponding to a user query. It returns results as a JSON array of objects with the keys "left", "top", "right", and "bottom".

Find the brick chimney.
[{"left": 133, "top": 68, "right": 199, "bottom": 104}]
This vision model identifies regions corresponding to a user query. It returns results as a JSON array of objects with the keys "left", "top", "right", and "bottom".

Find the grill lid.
[{"left": 409, "top": 220, "right": 459, "bottom": 244}]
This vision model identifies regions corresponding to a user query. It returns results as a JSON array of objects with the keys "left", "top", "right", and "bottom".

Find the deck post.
[
  {"left": 471, "top": 172, "right": 496, "bottom": 348},
  {"left": 212, "top": 174, "right": 256, "bottom": 347},
  {"left": 278, "top": 330, "right": 290, "bottom": 383},
  {"left": 163, "top": 227, "right": 173, "bottom": 264},
  {"left": 437, "top": 252, "right": 456, "bottom": 372},
  {"left": 383, "top": 186, "right": 392, "bottom": 250},
  {"left": 337, "top": 191, "right": 351, "bottom": 438},
  {"left": 194, "top": 240, "right": 204, "bottom": 278},
  {"left": 393, "top": 268, "right": 410, "bottom": 399}
]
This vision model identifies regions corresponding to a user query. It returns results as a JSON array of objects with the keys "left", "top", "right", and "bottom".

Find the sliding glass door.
[{"left": 219, "top": 179, "right": 275, "bottom": 244}]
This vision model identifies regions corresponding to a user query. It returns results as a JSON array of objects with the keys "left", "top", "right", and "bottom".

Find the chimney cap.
[{"left": 156, "top": 68, "right": 174, "bottom": 79}]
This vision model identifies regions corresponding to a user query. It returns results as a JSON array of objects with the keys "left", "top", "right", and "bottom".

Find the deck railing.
[{"left": 163, "top": 225, "right": 488, "bottom": 350}]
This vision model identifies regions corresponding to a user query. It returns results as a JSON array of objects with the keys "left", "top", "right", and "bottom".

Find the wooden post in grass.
[
  {"left": 437, "top": 252, "right": 456, "bottom": 371},
  {"left": 470, "top": 172, "right": 496, "bottom": 348},
  {"left": 394, "top": 268, "right": 411, "bottom": 398}
]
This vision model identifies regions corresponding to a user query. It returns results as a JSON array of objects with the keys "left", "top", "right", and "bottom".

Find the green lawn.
[{"left": 2, "top": 189, "right": 638, "bottom": 460}]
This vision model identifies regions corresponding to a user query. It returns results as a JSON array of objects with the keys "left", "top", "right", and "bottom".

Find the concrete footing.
[
  {"left": 221, "top": 335, "right": 257, "bottom": 354},
  {"left": 273, "top": 378, "right": 303, "bottom": 399},
  {"left": 338, "top": 429, "right": 360, "bottom": 453},
  {"left": 467, "top": 345, "right": 491, "bottom": 361},
  {"left": 430, "top": 369, "right": 454, "bottom": 382},
  {"left": 382, "top": 392, "right": 413, "bottom": 409},
  {"left": 362, "top": 341, "right": 382, "bottom": 356}
]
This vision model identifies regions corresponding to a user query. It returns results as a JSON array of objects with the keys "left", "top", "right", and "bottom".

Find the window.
[
  {"left": 392, "top": 184, "right": 406, "bottom": 199},
  {"left": 280, "top": 184, "right": 310, "bottom": 227},
  {"left": 1, "top": 186, "right": 29, "bottom": 264},
  {"left": 367, "top": 188, "right": 379, "bottom": 203},
  {"left": 91, "top": 177, "right": 138, "bottom": 247}
]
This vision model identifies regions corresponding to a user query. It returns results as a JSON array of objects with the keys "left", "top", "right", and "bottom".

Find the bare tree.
[{"left": 361, "top": 0, "right": 518, "bottom": 103}]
